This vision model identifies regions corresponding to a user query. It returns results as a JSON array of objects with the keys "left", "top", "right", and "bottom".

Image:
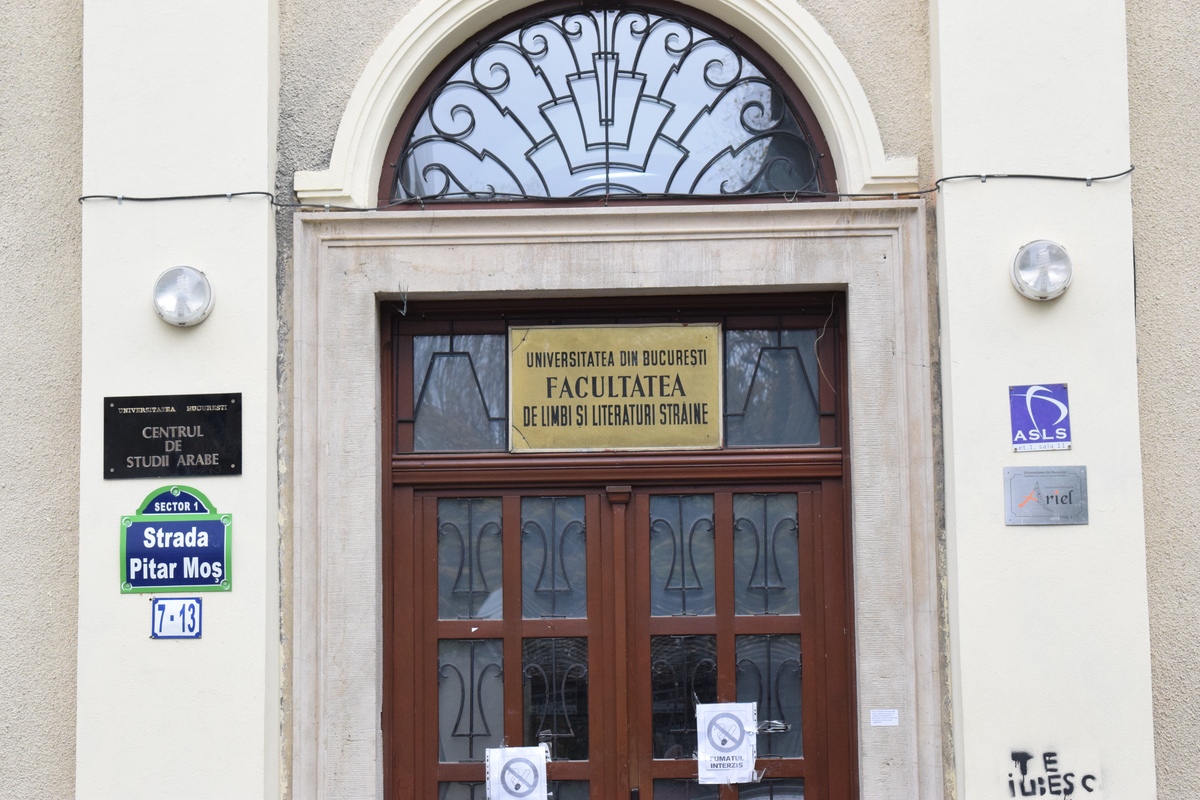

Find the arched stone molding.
[{"left": 293, "top": 0, "right": 919, "bottom": 206}]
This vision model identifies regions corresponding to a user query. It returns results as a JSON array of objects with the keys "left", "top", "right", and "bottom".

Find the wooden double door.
[{"left": 385, "top": 465, "right": 853, "bottom": 800}]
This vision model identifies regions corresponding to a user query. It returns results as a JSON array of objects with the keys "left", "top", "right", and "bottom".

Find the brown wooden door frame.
[
  {"left": 385, "top": 470, "right": 851, "bottom": 799},
  {"left": 381, "top": 295, "right": 856, "bottom": 799}
]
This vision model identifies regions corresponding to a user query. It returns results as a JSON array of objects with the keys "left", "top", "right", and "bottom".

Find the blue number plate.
[{"left": 150, "top": 597, "right": 203, "bottom": 639}]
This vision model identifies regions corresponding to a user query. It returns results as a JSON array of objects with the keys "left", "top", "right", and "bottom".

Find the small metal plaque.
[
  {"left": 104, "top": 393, "right": 241, "bottom": 479},
  {"left": 1004, "top": 466, "right": 1088, "bottom": 525},
  {"left": 509, "top": 324, "right": 722, "bottom": 452}
]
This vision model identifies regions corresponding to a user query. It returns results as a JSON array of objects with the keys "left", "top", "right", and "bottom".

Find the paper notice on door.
[
  {"left": 696, "top": 702, "right": 757, "bottom": 784},
  {"left": 486, "top": 746, "right": 548, "bottom": 800}
]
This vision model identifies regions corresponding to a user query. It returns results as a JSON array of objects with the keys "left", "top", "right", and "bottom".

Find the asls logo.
[{"left": 1010, "top": 384, "right": 1071, "bottom": 451}]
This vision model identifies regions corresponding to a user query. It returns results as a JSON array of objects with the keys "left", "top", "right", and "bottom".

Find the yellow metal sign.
[{"left": 510, "top": 324, "right": 722, "bottom": 451}]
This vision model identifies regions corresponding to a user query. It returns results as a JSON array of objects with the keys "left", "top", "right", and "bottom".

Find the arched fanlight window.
[{"left": 378, "top": 1, "right": 837, "bottom": 204}]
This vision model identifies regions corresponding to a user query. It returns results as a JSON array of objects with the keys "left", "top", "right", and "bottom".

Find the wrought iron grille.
[
  {"left": 650, "top": 495, "right": 716, "bottom": 616},
  {"left": 438, "top": 498, "right": 504, "bottom": 619},
  {"left": 522, "top": 497, "right": 588, "bottom": 619},
  {"left": 391, "top": 4, "right": 829, "bottom": 202},
  {"left": 736, "top": 634, "right": 803, "bottom": 757},
  {"left": 438, "top": 639, "right": 504, "bottom": 761},
  {"left": 522, "top": 637, "right": 590, "bottom": 760},
  {"left": 649, "top": 635, "right": 717, "bottom": 757},
  {"left": 733, "top": 493, "right": 800, "bottom": 616}
]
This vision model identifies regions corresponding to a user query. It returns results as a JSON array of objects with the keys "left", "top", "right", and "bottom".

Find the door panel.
[
  {"left": 419, "top": 491, "right": 605, "bottom": 798},
  {"left": 392, "top": 479, "right": 841, "bottom": 800},
  {"left": 631, "top": 488, "right": 816, "bottom": 799}
]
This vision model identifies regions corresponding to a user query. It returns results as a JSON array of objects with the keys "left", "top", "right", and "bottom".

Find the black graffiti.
[{"left": 1008, "top": 751, "right": 1098, "bottom": 796}]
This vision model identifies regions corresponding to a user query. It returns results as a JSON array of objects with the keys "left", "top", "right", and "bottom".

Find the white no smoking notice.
[
  {"left": 486, "top": 746, "right": 548, "bottom": 800},
  {"left": 696, "top": 702, "right": 758, "bottom": 784}
]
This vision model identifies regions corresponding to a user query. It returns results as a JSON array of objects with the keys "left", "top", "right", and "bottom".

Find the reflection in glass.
[
  {"left": 414, "top": 335, "right": 506, "bottom": 451},
  {"left": 522, "top": 497, "right": 587, "bottom": 619},
  {"left": 652, "top": 780, "right": 720, "bottom": 800},
  {"left": 725, "top": 329, "right": 820, "bottom": 447},
  {"left": 740, "top": 779, "right": 805, "bottom": 799},
  {"left": 394, "top": 9, "right": 824, "bottom": 201},
  {"left": 438, "top": 639, "right": 504, "bottom": 762},
  {"left": 439, "top": 498, "right": 504, "bottom": 620},
  {"left": 650, "top": 636, "right": 717, "bottom": 758},
  {"left": 439, "top": 783, "right": 486, "bottom": 800},
  {"left": 548, "top": 781, "right": 589, "bottom": 800},
  {"left": 736, "top": 635, "right": 803, "bottom": 758},
  {"left": 523, "top": 638, "right": 589, "bottom": 760},
  {"left": 650, "top": 495, "right": 715, "bottom": 616},
  {"left": 733, "top": 493, "right": 800, "bottom": 616}
]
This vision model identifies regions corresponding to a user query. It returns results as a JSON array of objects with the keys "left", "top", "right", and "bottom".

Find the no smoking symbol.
[
  {"left": 706, "top": 712, "right": 746, "bottom": 753},
  {"left": 500, "top": 757, "right": 539, "bottom": 798}
]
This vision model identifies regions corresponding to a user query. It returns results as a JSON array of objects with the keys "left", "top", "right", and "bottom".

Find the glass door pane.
[{"left": 650, "top": 495, "right": 716, "bottom": 617}]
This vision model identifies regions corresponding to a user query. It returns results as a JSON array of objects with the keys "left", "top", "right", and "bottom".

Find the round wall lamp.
[
  {"left": 1011, "top": 240, "right": 1073, "bottom": 301},
  {"left": 153, "top": 265, "right": 214, "bottom": 326}
]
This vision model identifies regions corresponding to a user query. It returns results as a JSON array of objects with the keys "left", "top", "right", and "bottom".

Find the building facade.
[{"left": 2, "top": 0, "right": 1197, "bottom": 797}]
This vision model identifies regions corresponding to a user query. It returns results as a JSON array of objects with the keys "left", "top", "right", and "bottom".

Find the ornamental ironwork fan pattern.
[{"left": 393, "top": 6, "right": 826, "bottom": 200}]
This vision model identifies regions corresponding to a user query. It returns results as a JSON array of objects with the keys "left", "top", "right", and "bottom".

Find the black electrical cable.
[
  {"left": 932, "top": 165, "right": 1135, "bottom": 191},
  {"left": 77, "top": 191, "right": 277, "bottom": 204},
  {"left": 76, "top": 166, "right": 1135, "bottom": 211}
]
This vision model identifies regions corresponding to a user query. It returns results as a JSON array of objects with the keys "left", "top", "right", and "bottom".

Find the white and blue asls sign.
[
  {"left": 1009, "top": 384, "right": 1071, "bottom": 452},
  {"left": 120, "top": 486, "right": 231, "bottom": 594}
]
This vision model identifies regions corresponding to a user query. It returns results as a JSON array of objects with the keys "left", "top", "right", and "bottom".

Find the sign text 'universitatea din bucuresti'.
[{"left": 509, "top": 324, "right": 722, "bottom": 451}]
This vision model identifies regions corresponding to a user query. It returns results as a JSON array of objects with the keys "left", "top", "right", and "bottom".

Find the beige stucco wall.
[
  {"left": 1127, "top": 3, "right": 1200, "bottom": 798},
  {"left": 6, "top": 0, "right": 1196, "bottom": 794},
  {"left": 0, "top": 1, "right": 82, "bottom": 797}
]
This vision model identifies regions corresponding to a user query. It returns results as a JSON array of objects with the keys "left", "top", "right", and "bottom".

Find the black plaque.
[{"left": 104, "top": 394, "right": 242, "bottom": 479}]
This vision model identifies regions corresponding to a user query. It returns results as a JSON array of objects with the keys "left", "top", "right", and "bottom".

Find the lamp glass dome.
[
  {"left": 1011, "top": 240, "right": 1073, "bottom": 301},
  {"left": 153, "top": 266, "right": 214, "bottom": 326}
]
